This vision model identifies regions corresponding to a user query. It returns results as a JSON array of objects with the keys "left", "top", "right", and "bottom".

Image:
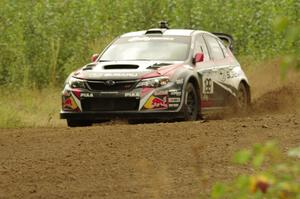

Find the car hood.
[{"left": 72, "top": 61, "right": 184, "bottom": 80}]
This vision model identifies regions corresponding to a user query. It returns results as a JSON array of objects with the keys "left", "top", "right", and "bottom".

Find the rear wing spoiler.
[{"left": 213, "top": 33, "right": 234, "bottom": 52}]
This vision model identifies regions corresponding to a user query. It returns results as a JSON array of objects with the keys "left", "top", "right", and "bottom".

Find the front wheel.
[
  {"left": 183, "top": 83, "right": 199, "bottom": 121},
  {"left": 67, "top": 119, "right": 92, "bottom": 127}
]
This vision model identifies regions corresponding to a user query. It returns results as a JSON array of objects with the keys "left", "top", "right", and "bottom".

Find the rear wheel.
[
  {"left": 236, "top": 83, "right": 249, "bottom": 112},
  {"left": 67, "top": 119, "right": 92, "bottom": 127},
  {"left": 183, "top": 83, "right": 199, "bottom": 121}
]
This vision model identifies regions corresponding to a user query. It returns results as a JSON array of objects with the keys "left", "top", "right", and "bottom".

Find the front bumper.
[
  {"left": 60, "top": 110, "right": 185, "bottom": 120},
  {"left": 61, "top": 79, "right": 185, "bottom": 120}
]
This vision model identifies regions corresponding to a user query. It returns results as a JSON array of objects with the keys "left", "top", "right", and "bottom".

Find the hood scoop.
[{"left": 104, "top": 64, "right": 139, "bottom": 70}]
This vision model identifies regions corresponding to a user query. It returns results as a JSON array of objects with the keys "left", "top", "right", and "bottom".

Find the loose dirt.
[{"left": 0, "top": 61, "right": 299, "bottom": 198}]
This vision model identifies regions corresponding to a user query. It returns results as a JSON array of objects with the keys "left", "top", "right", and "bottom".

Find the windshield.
[{"left": 99, "top": 36, "right": 191, "bottom": 61}]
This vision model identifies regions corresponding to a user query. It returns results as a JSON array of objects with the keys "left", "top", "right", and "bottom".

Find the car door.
[
  {"left": 196, "top": 34, "right": 232, "bottom": 109},
  {"left": 193, "top": 34, "right": 215, "bottom": 109}
]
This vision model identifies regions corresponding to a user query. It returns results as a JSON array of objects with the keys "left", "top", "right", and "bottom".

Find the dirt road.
[
  {"left": 0, "top": 110, "right": 299, "bottom": 198},
  {"left": 0, "top": 61, "right": 300, "bottom": 198}
]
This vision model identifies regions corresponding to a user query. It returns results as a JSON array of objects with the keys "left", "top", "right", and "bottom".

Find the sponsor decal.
[
  {"left": 125, "top": 92, "right": 140, "bottom": 97},
  {"left": 154, "top": 90, "right": 168, "bottom": 95},
  {"left": 200, "top": 66, "right": 241, "bottom": 96},
  {"left": 144, "top": 96, "right": 168, "bottom": 109},
  {"left": 169, "top": 90, "right": 182, "bottom": 96},
  {"left": 63, "top": 96, "right": 78, "bottom": 110},
  {"left": 176, "top": 79, "right": 184, "bottom": 85},
  {"left": 169, "top": 104, "right": 179, "bottom": 108},
  {"left": 168, "top": 98, "right": 181, "bottom": 103},
  {"left": 80, "top": 93, "right": 94, "bottom": 98},
  {"left": 219, "top": 68, "right": 239, "bottom": 82},
  {"left": 226, "top": 70, "right": 239, "bottom": 79}
]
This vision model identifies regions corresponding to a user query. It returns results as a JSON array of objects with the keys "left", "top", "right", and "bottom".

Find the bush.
[{"left": 211, "top": 141, "right": 300, "bottom": 198}]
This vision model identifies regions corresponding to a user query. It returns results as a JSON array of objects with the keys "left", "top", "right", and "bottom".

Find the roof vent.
[
  {"left": 145, "top": 28, "right": 164, "bottom": 35},
  {"left": 145, "top": 21, "right": 169, "bottom": 35}
]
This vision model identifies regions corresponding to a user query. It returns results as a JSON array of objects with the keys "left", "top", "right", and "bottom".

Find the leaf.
[
  {"left": 273, "top": 16, "right": 289, "bottom": 32},
  {"left": 211, "top": 183, "right": 226, "bottom": 199},
  {"left": 253, "top": 143, "right": 263, "bottom": 154},
  {"left": 286, "top": 25, "right": 300, "bottom": 43},
  {"left": 235, "top": 175, "right": 250, "bottom": 189},
  {"left": 252, "top": 153, "right": 265, "bottom": 168},
  {"left": 233, "top": 149, "right": 252, "bottom": 165}
]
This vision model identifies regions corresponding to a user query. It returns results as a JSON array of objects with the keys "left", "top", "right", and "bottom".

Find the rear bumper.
[{"left": 60, "top": 110, "right": 185, "bottom": 120}]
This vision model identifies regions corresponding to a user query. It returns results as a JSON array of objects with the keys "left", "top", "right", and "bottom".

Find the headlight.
[
  {"left": 67, "top": 77, "right": 86, "bottom": 89},
  {"left": 136, "top": 77, "right": 170, "bottom": 88}
]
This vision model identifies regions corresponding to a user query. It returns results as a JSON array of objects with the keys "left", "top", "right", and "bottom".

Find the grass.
[{"left": 0, "top": 87, "right": 65, "bottom": 128}]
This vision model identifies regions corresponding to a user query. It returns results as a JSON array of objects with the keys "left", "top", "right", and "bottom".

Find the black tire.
[
  {"left": 128, "top": 119, "right": 156, "bottom": 124},
  {"left": 183, "top": 83, "right": 199, "bottom": 121},
  {"left": 236, "top": 83, "right": 249, "bottom": 112},
  {"left": 127, "top": 119, "right": 143, "bottom": 124},
  {"left": 67, "top": 119, "right": 92, "bottom": 127}
]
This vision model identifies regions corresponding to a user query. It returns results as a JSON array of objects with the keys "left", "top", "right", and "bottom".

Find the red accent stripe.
[
  {"left": 201, "top": 100, "right": 213, "bottom": 107},
  {"left": 72, "top": 89, "right": 81, "bottom": 99}
]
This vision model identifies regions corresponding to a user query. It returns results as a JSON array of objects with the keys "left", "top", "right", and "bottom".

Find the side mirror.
[
  {"left": 91, "top": 54, "right": 99, "bottom": 62},
  {"left": 193, "top": 53, "right": 204, "bottom": 64}
]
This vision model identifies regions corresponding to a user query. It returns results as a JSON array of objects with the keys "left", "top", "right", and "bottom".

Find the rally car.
[{"left": 60, "top": 22, "right": 251, "bottom": 127}]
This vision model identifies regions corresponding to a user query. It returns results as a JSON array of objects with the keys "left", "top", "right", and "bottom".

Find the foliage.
[
  {"left": 0, "top": 0, "right": 299, "bottom": 88},
  {"left": 0, "top": 88, "right": 64, "bottom": 128},
  {"left": 211, "top": 141, "right": 300, "bottom": 199},
  {"left": 273, "top": 17, "right": 300, "bottom": 76}
]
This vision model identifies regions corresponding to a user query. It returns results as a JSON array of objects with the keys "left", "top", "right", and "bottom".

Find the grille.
[
  {"left": 81, "top": 98, "right": 139, "bottom": 111},
  {"left": 86, "top": 80, "right": 137, "bottom": 91}
]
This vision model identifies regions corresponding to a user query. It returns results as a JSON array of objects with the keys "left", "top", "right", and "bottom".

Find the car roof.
[{"left": 120, "top": 29, "right": 209, "bottom": 37}]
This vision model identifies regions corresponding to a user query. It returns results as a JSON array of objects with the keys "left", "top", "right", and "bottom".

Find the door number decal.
[{"left": 203, "top": 78, "right": 214, "bottom": 94}]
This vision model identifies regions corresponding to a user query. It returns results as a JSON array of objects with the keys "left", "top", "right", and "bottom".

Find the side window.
[
  {"left": 204, "top": 35, "right": 225, "bottom": 60},
  {"left": 218, "top": 40, "right": 229, "bottom": 57},
  {"left": 194, "top": 34, "right": 210, "bottom": 61}
]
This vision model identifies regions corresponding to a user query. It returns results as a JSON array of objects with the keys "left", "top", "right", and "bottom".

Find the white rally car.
[{"left": 60, "top": 22, "right": 251, "bottom": 127}]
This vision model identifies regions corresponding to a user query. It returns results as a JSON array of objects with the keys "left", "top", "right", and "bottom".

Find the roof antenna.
[{"left": 159, "top": 21, "right": 169, "bottom": 29}]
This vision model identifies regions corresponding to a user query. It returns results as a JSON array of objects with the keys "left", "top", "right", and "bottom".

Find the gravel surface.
[{"left": 0, "top": 112, "right": 299, "bottom": 198}]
